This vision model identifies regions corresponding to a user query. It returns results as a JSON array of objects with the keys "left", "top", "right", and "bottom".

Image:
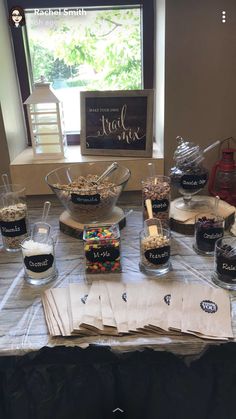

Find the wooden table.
[{"left": 1, "top": 196, "right": 236, "bottom": 357}]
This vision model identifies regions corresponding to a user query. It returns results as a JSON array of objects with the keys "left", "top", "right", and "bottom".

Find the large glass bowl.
[{"left": 45, "top": 163, "right": 131, "bottom": 223}]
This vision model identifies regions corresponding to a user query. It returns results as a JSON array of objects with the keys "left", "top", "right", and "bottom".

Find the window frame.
[{"left": 7, "top": 0, "right": 154, "bottom": 145}]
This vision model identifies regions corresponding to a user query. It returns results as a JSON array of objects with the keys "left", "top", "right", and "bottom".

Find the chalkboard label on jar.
[
  {"left": 0, "top": 218, "right": 27, "bottom": 237},
  {"left": 24, "top": 254, "right": 54, "bottom": 273},
  {"left": 144, "top": 245, "right": 170, "bottom": 265},
  {"left": 180, "top": 173, "right": 208, "bottom": 190},
  {"left": 71, "top": 193, "right": 100, "bottom": 205},
  {"left": 85, "top": 245, "right": 120, "bottom": 263},
  {"left": 144, "top": 199, "right": 169, "bottom": 213},
  {"left": 216, "top": 256, "right": 236, "bottom": 282},
  {"left": 196, "top": 227, "right": 224, "bottom": 251}
]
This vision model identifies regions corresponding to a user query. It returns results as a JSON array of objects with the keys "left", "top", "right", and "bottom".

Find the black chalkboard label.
[
  {"left": 71, "top": 193, "right": 100, "bottom": 205},
  {"left": 85, "top": 245, "right": 120, "bottom": 263},
  {"left": 216, "top": 256, "right": 236, "bottom": 281},
  {"left": 196, "top": 227, "right": 224, "bottom": 251},
  {"left": 144, "top": 246, "right": 170, "bottom": 265},
  {"left": 0, "top": 218, "right": 27, "bottom": 237},
  {"left": 85, "top": 96, "right": 147, "bottom": 151},
  {"left": 180, "top": 173, "right": 208, "bottom": 190},
  {"left": 24, "top": 254, "right": 54, "bottom": 273},
  {"left": 152, "top": 199, "right": 169, "bottom": 213}
]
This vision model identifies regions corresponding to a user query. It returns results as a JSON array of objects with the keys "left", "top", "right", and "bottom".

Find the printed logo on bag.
[
  {"left": 164, "top": 294, "right": 171, "bottom": 305},
  {"left": 144, "top": 246, "right": 170, "bottom": 265},
  {"left": 122, "top": 292, "right": 127, "bottom": 302},
  {"left": 81, "top": 294, "right": 88, "bottom": 304},
  {"left": 24, "top": 254, "right": 54, "bottom": 273},
  {"left": 71, "top": 193, "right": 100, "bottom": 205},
  {"left": 85, "top": 245, "right": 120, "bottom": 263},
  {"left": 200, "top": 300, "right": 218, "bottom": 314},
  {"left": 0, "top": 218, "right": 27, "bottom": 237},
  {"left": 180, "top": 173, "right": 208, "bottom": 190}
]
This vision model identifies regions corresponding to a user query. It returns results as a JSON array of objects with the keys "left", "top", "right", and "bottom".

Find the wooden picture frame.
[{"left": 80, "top": 90, "right": 154, "bottom": 157}]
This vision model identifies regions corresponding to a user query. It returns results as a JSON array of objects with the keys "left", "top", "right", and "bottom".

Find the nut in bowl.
[{"left": 45, "top": 163, "right": 131, "bottom": 223}]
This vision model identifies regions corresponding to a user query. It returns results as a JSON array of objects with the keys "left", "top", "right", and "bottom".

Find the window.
[{"left": 7, "top": 0, "right": 154, "bottom": 145}]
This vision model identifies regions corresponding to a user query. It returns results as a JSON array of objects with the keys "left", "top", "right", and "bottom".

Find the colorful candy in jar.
[{"left": 83, "top": 224, "right": 121, "bottom": 273}]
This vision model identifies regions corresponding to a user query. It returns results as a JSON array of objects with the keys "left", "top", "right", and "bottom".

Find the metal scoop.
[
  {"left": 93, "top": 162, "right": 119, "bottom": 185},
  {"left": 1, "top": 173, "right": 15, "bottom": 206},
  {"left": 31, "top": 201, "right": 51, "bottom": 242}
]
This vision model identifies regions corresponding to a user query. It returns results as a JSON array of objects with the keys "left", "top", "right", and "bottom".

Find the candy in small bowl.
[
  {"left": 193, "top": 213, "right": 224, "bottom": 256},
  {"left": 45, "top": 163, "right": 130, "bottom": 223}
]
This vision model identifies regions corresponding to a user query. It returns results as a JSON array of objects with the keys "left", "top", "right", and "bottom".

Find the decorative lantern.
[{"left": 24, "top": 78, "right": 67, "bottom": 159}]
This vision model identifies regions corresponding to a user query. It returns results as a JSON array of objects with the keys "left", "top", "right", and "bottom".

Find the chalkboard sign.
[{"left": 80, "top": 90, "right": 154, "bottom": 157}]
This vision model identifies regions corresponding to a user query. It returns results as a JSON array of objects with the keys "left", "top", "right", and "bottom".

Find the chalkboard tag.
[
  {"left": 144, "top": 245, "right": 170, "bottom": 265},
  {"left": 180, "top": 173, "right": 208, "bottom": 190},
  {"left": 85, "top": 245, "right": 120, "bottom": 263},
  {"left": 24, "top": 254, "right": 54, "bottom": 273},
  {"left": 71, "top": 193, "right": 100, "bottom": 205},
  {"left": 196, "top": 227, "right": 224, "bottom": 251},
  {"left": 216, "top": 256, "right": 236, "bottom": 282},
  {"left": 152, "top": 199, "right": 169, "bottom": 213},
  {"left": 0, "top": 218, "right": 27, "bottom": 237}
]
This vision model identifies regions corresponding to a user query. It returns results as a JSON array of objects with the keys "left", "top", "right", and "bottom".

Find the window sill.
[{"left": 10, "top": 144, "right": 163, "bottom": 195}]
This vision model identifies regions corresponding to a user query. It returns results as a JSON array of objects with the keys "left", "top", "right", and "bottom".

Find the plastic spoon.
[
  {"left": 214, "top": 195, "right": 220, "bottom": 216},
  {"left": 147, "top": 162, "right": 157, "bottom": 185},
  {"left": 31, "top": 201, "right": 51, "bottom": 242},
  {"left": 1, "top": 173, "right": 11, "bottom": 193},
  {"left": 89, "top": 209, "right": 134, "bottom": 228},
  {"left": 1, "top": 173, "right": 17, "bottom": 206}
]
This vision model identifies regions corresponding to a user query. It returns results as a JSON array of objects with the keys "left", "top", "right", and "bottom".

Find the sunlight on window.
[{"left": 25, "top": 8, "right": 142, "bottom": 133}]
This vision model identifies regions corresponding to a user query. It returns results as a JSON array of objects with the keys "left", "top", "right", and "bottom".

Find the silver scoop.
[
  {"left": 31, "top": 201, "right": 51, "bottom": 242},
  {"left": 92, "top": 162, "right": 119, "bottom": 185}
]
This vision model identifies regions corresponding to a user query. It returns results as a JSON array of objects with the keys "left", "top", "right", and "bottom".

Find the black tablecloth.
[{"left": 0, "top": 343, "right": 235, "bottom": 419}]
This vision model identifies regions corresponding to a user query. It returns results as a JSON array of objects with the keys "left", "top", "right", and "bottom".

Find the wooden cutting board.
[{"left": 170, "top": 196, "right": 235, "bottom": 235}]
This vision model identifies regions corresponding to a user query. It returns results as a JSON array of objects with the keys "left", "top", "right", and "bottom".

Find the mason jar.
[{"left": 0, "top": 184, "right": 29, "bottom": 252}]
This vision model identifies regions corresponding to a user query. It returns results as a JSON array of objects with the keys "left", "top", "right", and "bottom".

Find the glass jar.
[
  {"left": 193, "top": 213, "right": 224, "bottom": 255},
  {"left": 212, "top": 237, "right": 236, "bottom": 289},
  {"left": 139, "top": 226, "right": 171, "bottom": 276},
  {"left": 83, "top": 224, "right": 121, "bottom": 273},
  {"left": 142, "top": 175, "right": 171, "bottom": 227},
  {"left": 21, "top": 236, "right": 57, "bottom": 286},
  {"left": 0, "top": 184, "right": 29, "bottom": 252},
  {"left": 170, "top": 136, "right": 209, "bottom": 210}
]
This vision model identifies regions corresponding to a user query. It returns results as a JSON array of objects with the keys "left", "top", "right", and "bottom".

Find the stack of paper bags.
[{"left": 42, "top": 280, "right": 233, "bottom": 340}]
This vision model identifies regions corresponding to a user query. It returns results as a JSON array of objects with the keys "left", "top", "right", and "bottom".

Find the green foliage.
[{"left": 28, "top": 9, "right": 142, "bottom": 90}]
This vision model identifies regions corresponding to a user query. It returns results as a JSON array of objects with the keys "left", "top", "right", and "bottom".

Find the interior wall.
[
  {"left": 164, "top": 0, "right": 236, "bottom": 187},
  {"left": 0, "top": 1, "right": 26, "bottom": 162}
]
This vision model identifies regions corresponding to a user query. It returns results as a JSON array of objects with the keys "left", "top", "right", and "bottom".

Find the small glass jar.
[
  {"left": 193, "top": 213, "right": 224, "bottom": 255},
  {"left": 139, "top": 226, "right": 171, "bottom": 276},
  {"left": 142, "top": 176, "right": 171, "bottom": 227},
  {"left": 21, "top": 236, "right": 57, "bottom": 286},
  {"left": 83, "top": 224, "right": 121, "bottom": 273},
  {"left": 0, "top": 184, "right": 29, "bottom": 252},
  {"left": 212, "top": 237, "right": 236, "bottom": 289}
]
